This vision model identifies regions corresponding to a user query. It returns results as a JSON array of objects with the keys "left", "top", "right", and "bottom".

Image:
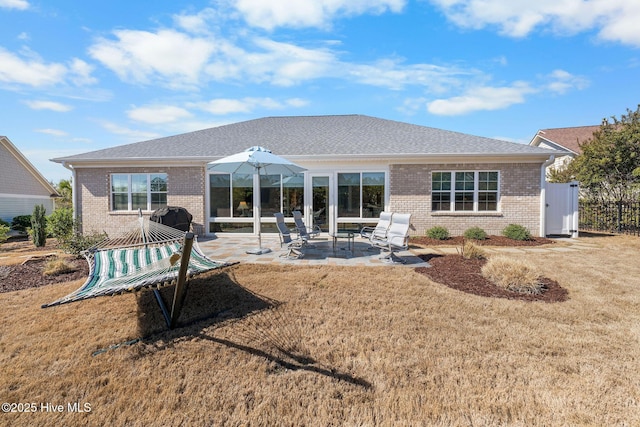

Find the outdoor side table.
[{"left": 330, "top": 231, "right": 354, "bottom": 253}]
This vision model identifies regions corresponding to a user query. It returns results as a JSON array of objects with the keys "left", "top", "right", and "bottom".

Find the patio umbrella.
[{"left": 207, "top": 146, "right": 306, "bottom": 254}]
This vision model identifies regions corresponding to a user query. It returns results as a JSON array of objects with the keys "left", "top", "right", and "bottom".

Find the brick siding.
[
  {"left": 389, "top": 163, "right": 542, "bottom": 237},
  {"left": 76, "top": 166, "right": 205, "bottom": 236}
]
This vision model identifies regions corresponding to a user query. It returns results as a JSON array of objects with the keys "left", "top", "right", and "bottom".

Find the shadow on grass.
[
  {"left": 133, "top": 268, "right": 372, "bottom": 389},
  {"left": 135, "top": 268, "right": 275, "bottom": 336}
]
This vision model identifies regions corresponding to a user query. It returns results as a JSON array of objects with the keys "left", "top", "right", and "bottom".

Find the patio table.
[{"left": 330, "top": 231, "right": 354, "bottom": 253}]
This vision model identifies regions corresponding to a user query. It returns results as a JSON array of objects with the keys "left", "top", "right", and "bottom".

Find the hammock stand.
[{"left": 42, "top": 213, "right": 235, "bottom": 329}]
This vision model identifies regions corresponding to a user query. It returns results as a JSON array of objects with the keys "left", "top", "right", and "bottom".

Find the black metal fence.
[{"left": 579, "top": 200, "right": 640, "bottom": 236}]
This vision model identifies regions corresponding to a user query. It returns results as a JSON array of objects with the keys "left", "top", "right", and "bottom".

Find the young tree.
[
  {"left": 569, "top": 105, "right": 640, "bottom": 202},
  {"left": 54, "top": 179, "right": 73, "bottom": 210}
]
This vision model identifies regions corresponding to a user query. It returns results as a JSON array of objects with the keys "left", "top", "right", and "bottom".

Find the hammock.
[{"left": 42, "top": 214, "right": 235, "bottom": 327}]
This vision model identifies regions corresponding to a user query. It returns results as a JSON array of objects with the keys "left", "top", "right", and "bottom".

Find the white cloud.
[
  {"left": 127, "top": 105, "right": 192, "bottom": 124},
  {"left": 88, "top": 29, "right": 216, "bottom": 89},
  {"left": 347, "top": 58, "right": 472, "bottom": 92},
  {"left": 233, "top": 0, "right": 406, "bottom": 30},
  {"left": 428, "top": 0, "right": 640, "bottom": 46},
  {"left": 545, "top": 69, "right": 589, "bottom": 94},
  {"left": 99, "top": 121, "right": 161, "bottom": 141},
  {"left": 192, "top": 97, "right": 308, "bottom": 115},
  {"left": 0, "top": 47, "right": 67, "bottom": 87},
  {"left": 69, "top": 58, "right": 97, "bottom": 86},
  {"left": 0, "top": 47, "right": 97, "bottom": 88},
  {"left": 24, "top": 100, "right": 73, "bottom": 112},
  {"left": 427, "top": 82, "right": 536, "bottom": 115},
  {"left": 0, "top": 0, "right": 29, "bottom": 10},
  {"left": 35, "top": 128, "right": 68, "bottom": 137},
  {"left": 239, "top": 38, "right": 339, "bottom": 86}
]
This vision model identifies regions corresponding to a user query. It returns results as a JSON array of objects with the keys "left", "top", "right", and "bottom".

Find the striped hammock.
[{"left": 42, "top": 216, "right": 233, "bottom": 308}]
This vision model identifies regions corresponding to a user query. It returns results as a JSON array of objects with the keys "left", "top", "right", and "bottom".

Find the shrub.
[
  {"left": 463, "top": 226, "right": 487, "bottom": 240},
  {"left": 31, "top": 205, "right": 47, "bottom": 247},
  {"left": 458, "top": 240, "right": 486, "bottom": 260},
  {"left": 502, "top": 224, "right": 531, "bottom": 241},
  {"left": 44, "top": 258, "right": 74, "bottom": 276},
  {"left": 481, "top": 256, "right": 543, "bottom": 294},
  {"left": 60, "top": 231, "right": 108, "bottom": 255},
  {"left": 47, "top": 208, "right": 75, "bottom": 242},
  {"left": 0, "top": 224, "right": 9, "bottom": 243},
  {"left": 11, "top": 215, "right": 31, "bottom": 232},
  {"left": 0, "top": 218, "right": 9, "bottom": 227},
  {"left": 426, "top": 226, "right": 450, "bottom": 240}
]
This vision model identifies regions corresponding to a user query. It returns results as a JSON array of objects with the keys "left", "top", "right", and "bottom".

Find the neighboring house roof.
[
  {"left": 1, "top": 135, "right": 59, "bottom": 197},
  {"left": 53, "top": 115, "right": 560, "bottom": 165},
  {"left": 529, "top": 125, "right": 600, "bottom": 155}
]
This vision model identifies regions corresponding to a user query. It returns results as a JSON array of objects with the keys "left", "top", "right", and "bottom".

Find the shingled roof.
[
  {"left": 54, "top": 115, "right": 558, "bottom": 163},
  {"left": 530, "top": 125, "right": 600, "bottom": 155}
]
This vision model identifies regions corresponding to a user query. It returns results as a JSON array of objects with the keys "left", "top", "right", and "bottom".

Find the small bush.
[
  {"left": 31, "top": 205, "right": 47, "bottom": 247},
  {"left": 11, "top": 215, "right": 32, "bottom": 232},
  {"left": 0, "top": 224, "right": 9, "bottom": 243},
  {"left": 458, "top": 240, "right": 486, "bottom": 260},
  {"left": 481, "top": 256, "right": 543, "bottom": 294},
  {"left": 426, "top": 226, "right": 450, "bottom": 240},
  {"left": 463, "top": 226, "right": 487, "bottom": 240},
  {"left": 502, "top": 224, "right": 531, "bottom": 241},
  {"left": 44, "top": 258, "right": 74, "bottom": 276},
  {"left": 47, "top": 208, "right": 75, "bottom": 241},
  {"left": 0, "top": 218, "right": 9, "bottom": 227},
  {"left": 60, "top": 231, "right": 108, "bottom": 255}
]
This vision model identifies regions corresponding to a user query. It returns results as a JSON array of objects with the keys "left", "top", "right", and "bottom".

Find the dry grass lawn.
[{"left": 1, "top": 234, "right": 639, "bottom": 426}]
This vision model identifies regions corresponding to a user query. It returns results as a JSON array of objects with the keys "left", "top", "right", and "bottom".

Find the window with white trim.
[
  {"left": 431, "top": 171, "right": 499, "bottom": 212},
  {"left": 111, "top": 173, "right": 167, "bottom": 211}
]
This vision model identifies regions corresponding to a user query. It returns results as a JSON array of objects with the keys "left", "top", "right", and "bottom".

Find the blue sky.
[{"left": 1, "top": 0, "right": 639, "bottom": 183}]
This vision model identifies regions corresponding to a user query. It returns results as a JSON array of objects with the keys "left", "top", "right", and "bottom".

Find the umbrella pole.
[{"left": 247, "top": 171, "right": 271, "bottom": 255}]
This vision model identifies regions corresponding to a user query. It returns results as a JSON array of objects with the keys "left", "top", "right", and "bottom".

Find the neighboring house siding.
[
  {"left": 389, "top": 162, "right": 541, "bottom": 236},
  {"left": 0, "top": 142, "right": 51, "bottom": 197},
  {"left": 76, "top": 167, "right": 205, "bottom": 236},
  {"left": 0, "top": 195, "right": 54, "bottom": 223},
  {"left": 536, "top": 141, "right": 573, "bottom": 172}
]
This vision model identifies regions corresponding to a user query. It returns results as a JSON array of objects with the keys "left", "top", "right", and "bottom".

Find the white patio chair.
[
  {"left": 369, "top": 213, "right": 412, "bottom": 263},
  {"left": 292, "top": 210, "right": 321, "bottom": 241},
  {"left": 274, "top": 213, "right": 304, "bottom": 259},
  {"left": 360, "top": 211, "right": 393, "bottom": 240}
]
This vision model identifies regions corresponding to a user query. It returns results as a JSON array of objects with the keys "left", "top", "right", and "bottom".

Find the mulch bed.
[
  {"left": 415, "top": 254, "right": 568, "bottom": 303},
  {"left": 0, "top": 258, "right": 89, "bottom": 294},
  {"left": 411, "top": 235, "right": 555, "bottom": 247}
]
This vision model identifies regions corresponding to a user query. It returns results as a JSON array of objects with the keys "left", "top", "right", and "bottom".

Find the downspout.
[{"left": 539, "top": 155, "right": 555, "bottom": 237}]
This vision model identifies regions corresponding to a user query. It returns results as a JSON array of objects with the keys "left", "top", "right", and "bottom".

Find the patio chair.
[
  {"left": 360, "top": 211, "right": 393, "bottom": 240},
  {"left": 369, "top": 213, "right": 412, "bottom": 263},
  {"left": 274, "top": 213, "right": 304, "bottom": 259},
  {"left": 292, "top": 210, "right": 321, "bottom": 241}
]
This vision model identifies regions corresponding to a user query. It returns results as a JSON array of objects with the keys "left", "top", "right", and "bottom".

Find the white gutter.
[{"left": 539, "top": 155, "right": 555, "bottom": 237}]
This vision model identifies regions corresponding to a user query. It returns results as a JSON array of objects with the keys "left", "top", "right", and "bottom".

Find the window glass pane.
[
  {"left": 151, "top": 193, "right": 167, "bottom": 211},
  {"left": 478, "top": 192, "right": 497, "bottom": 211},
  {"left": 111, "top": 174, "right": 128, "bottom": 193},
  {"left": 283, "top": 174, "right": 304, "bottom": 216},
  {"left": 131, "top": 174, "right": 147, "bottom": 193},
  {"left": 131, "top": 193, "right": 147, "bottom": 210},
  {"left": 362, "top": 172, "right": 384, "bottom": 218},
  {"left": 455, "top": 192, "right": 474, "bottom": 211},
  {"left": 260, "top": 174, "right": 281, "bottom": 217},
  {"left": 112, "top": 193, "right": 128, "bottom": 211},
  {"left": 210, "top": 174, "right": 231, "bottom": 217},
  {"left": 431, "top": 192, "right": 451, "bottom": 211},
  {"left": 338, "top": 173, "right": 360, "bottom": 217},
  {"left": 232, "top": 174, "right": 253, "bottom": 218},
  {"left": 150, "top": 174, "right": 167, "bottom": 192}
]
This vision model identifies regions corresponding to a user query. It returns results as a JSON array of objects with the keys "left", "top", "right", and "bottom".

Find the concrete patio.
[
  {"left": 195, "top": 234, "right": 595, "bottom": 267},
  {"left": 197, "top": 233, "right": 431, "bottom": 267}
]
